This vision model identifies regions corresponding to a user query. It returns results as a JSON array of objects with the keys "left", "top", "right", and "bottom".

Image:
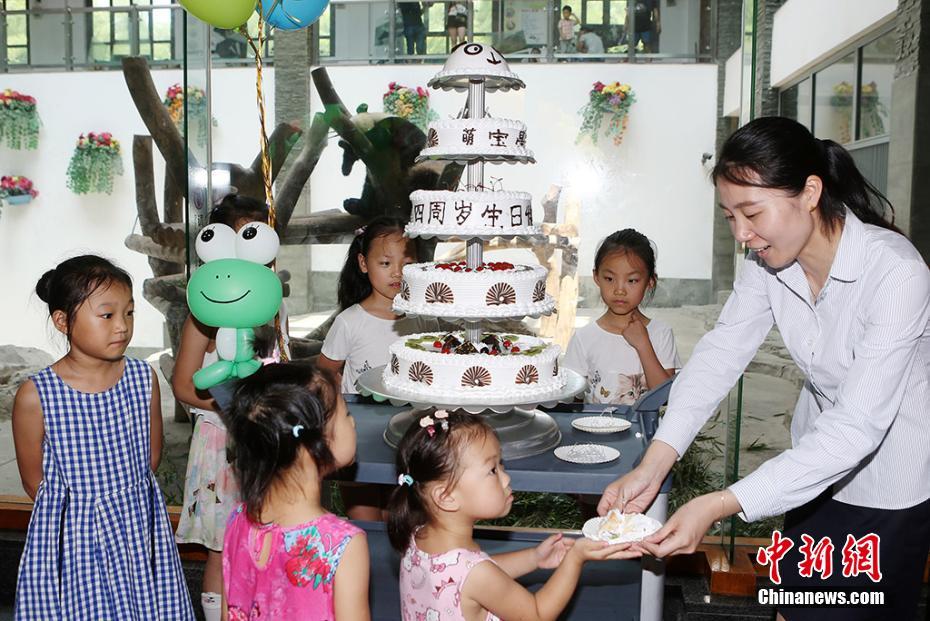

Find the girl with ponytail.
[
  {"left": 222, "top": 363, "right": 369, "bottom": 620},
  {"left": 600, "top": 116, "right": 930, "bottom": 621},
  {"left": 318, "top": 216, "right": 433, "bottom": 521},
  {"left": 388, "top": 411, "right": 636, "bottom": 621}
]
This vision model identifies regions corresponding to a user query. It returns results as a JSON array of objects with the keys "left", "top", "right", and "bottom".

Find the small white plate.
[
  {"left": 582, "top": 512, "right": 663, "bottom": 543},
  {"left": 571, "top": 416, "right": 632, "bottom": 434},
  {"left": 553, "top": 443, "right": 620, "bottom": 464}
]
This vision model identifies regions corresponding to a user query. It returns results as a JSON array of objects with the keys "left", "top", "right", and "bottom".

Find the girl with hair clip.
[
  {"left": 600, "top": 116, "right": 930, "bottom": 621},
  {"left": 222, "top": 363, "right": 369, "bottom": 620},
  {"left": 13, "top": 255, "right": 193, "bottom": 619},
  {"left": 388, "top": 411, "right": 637, "bottom": 621},
  {"left": 173, "top": 193, "right": 284, "bottom": 621},
  {"left": 318, "top": 215, "right": 436, "bottom": 521},
  {"left": 563, "top": 228, "right": 681, "bottom": 406}
]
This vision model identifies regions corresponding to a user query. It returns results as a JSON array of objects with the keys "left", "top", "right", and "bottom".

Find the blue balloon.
[{"left": 259, "top": 0, "right": 330, "bottom": 30}]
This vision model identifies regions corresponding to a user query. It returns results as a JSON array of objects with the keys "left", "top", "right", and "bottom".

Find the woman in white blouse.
[{"left": 599, "top": 117, "right": 929, "bottom": 620}]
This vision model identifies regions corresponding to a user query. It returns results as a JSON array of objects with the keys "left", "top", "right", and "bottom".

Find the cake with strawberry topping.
[
  {"left": 393, "top": 260, "right": 554, "bottom": 320},
  {"left": 383, "top": 331, "right": 565, "bottom": 401}
]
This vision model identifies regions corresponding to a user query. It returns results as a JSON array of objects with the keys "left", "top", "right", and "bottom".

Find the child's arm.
[
  {"left": 172, "top": 315, "right": 217, "bottom": 411},
  {"left": 491, "top": 533, "right": 571, "bottom": 579},
  {"left": 12, "top": 380, "right": 44, "bottom": 500},
  {"left": 150, "top": 367, "right": 164, "bottom": 472},
  {"left": 333, "top": 534, "right": 371, "bottom": 621},
  {"left": 315, "top": 354, "right": 345, "bottom": 380},
  {"left": 464, "top": 538, "right": 637, "bottom": 621},
  {"left": 621, "top": 313, "right": 674, "bottom": 390},
  {"left": 571, "top": 13, "right": 580, "bottom": 25}
]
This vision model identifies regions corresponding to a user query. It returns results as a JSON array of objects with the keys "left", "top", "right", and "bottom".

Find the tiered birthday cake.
[
  {"left": 406, "top": 190, "right": 540, "bottom": 238},
  {"left": 381, "top": 42, "right": 565, "bottom": 403},
  {"left": 394, "top": 260, "right": 554, "bottom": 319}
]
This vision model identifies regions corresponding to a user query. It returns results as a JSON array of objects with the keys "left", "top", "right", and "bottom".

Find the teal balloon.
[
  {"left": 180, "top": 0, "right": 256, "bottom": 29},
  {"left": 259, "top": 0, "right": 330, "bottom": 30},
  {"left": 187, "top": 259, "right": 282, "bottom": 328}
]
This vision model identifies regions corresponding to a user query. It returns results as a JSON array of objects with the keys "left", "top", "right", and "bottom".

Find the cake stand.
[
  {"left": 356, "top": 366, "right": 587, "bottom": 460},
  {"left": 370, "top": 45, "right": 584, "bottom": 459}
]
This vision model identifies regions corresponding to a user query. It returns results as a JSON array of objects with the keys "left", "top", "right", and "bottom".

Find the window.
[
  {"left": 88, "top": 0, "right": 175, "bottom": 64},
  {"left": 779, "top": 77, "right": 812, "bottom": 129},
  {"left": 4, "top": 0, "right": 30, "bottom": 65},
  {"left": 813, "top": 52, "right": 856, "bottom": 144},
  {"left": 859, "top": 31, "right": 894, "bottom": 140},
  {"left": 319, "top": 5, "right": 333, "bottom": 57}
]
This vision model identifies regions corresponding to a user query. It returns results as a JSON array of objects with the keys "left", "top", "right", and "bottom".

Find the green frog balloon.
[{"left": 186, "top": 221, "right": 283, "bottom": 390}]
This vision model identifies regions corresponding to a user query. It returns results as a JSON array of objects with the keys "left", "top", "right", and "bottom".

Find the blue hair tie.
[
  {"left": 292, "top": 424, "right": 304, "bottom": 438},
  {"left": 397, "top": 474, "right": 414, "bottom": 487}
]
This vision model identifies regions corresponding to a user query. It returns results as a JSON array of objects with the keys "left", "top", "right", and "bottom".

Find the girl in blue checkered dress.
[{"left": 11, "top": 256, "right": 194, "bottom": 619}]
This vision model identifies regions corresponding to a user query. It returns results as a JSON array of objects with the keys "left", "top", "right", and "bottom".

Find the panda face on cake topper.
[{"left": 430, "top": 41, "right": 525, "bottom": 92}]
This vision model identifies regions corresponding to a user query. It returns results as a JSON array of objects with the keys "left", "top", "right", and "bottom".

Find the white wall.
[
  {"left": 0, "top": 62, "right": 717, "bottom": 353},
  {"left": 0, "top": 67, "right": 266, "bottom": 353},
  {"left": 723, "top": 48, "right": 741, "bottom": 117},
  {"left": 770, "top": 0, "right": 896, "bottom": 87}
]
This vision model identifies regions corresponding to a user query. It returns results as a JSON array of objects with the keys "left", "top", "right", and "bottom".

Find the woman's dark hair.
[
  {"left": 387, "top": 411, "right": 493, "bottom": 551},
  {"left": 36, "top": 255, "right": 133, "bottom": 340},
  {"left": 713, "top": 116, "right": 899, "bottom": 234},
  {"left": 593, "top": 229, "right": 658, "bottom": 292},
  {"left": 224, "top": 363, "right": 340, "bottom": 522},
  {"left": 208, "top": 193, "right": 269, "bottom": 227},
  {"left": 337, "top": 216, "right": 413, "bottom": 310}
]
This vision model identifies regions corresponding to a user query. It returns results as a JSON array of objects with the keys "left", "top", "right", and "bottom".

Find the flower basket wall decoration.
[
  {"left": 164, "top": 83, "right": 217, "bottom": 148},
  {"left": 66, "top": 132, "right": 124, "bottom": 195},
  {"left": 577, "top": 81, "right": 636, "bottom": 146},
  {"left": 383, "top": 82, "right": 438, "bottom": 133},
  {"left": 0, "top": 89, "right": 41, "bottom": 150},
  {"left": 0, "top": 175, "right": 38, "bottom": 219}
]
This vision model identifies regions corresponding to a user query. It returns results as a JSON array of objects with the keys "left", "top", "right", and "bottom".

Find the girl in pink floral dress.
[
  {"left": 388, "top": 411, "right": 637, "bottom": 621},
  {"left": 222, "top": 364, "right": 370, "bottom": 620}
]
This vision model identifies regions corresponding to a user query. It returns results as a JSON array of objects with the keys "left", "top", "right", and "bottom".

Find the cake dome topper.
[{"left": 428, "top": 42, "right": 525, "bottom": 92}]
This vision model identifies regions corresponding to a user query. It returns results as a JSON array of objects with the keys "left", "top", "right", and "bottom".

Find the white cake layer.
[
  {"left": 383, "top": 332, "right": 565, "bottom": 401},
  {"left": 407, "top": 190, "right": 541, "bottom": 238},
  {"left": 394, "top": 262, "right": 555, "bottom": 319},
  {"left": 420, "top": 118, "right": 534, "bottom": 160}
]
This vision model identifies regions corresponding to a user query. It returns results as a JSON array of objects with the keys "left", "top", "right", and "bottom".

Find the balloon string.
[{"left": 248, "top": 11, "right": 289, "bottom": 363}]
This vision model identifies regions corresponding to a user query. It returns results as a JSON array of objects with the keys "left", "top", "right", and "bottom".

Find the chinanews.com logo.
[{"left": 754, "top": 530, "right": 885, "bottom": 607}]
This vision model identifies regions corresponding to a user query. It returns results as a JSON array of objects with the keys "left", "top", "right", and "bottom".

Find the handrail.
[{"left": 1, "top": 1, "right": 712, "bottom": 73}]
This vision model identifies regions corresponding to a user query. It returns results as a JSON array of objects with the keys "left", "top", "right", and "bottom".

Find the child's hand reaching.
[
  {"left": 567, "top": 536, "right": 641, "bottom": 564},
  {"left": 534, "top": 533, "right": 575, "bottom": 569}
]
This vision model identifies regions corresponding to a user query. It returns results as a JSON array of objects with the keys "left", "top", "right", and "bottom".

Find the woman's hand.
[
  {"left": 535, "top": 533, "right": 575, "bottom": 569},
  {"left": 568, "top": 537, "right": 639, "bottom": 563},
  {"left": 636, "top": 490, "right": 739, "bottom": 559},
  {"left": 597, "top": 441, "right": 678, "bottom": 516}
]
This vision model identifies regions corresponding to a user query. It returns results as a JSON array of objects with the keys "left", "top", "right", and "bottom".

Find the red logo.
[
  {"left": 756, "top": 530, "right": 794, "bottom": 584},
  {"left": 841, "top": 533, "right": 882, "bottom": 582},
  {"left": 797, "top": 534, "right": 835, "bottom": 579}
]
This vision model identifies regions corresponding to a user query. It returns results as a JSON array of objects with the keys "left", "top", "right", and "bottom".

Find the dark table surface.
[{"left": 336, "top": 398, "right": 659, "bottom": 495}]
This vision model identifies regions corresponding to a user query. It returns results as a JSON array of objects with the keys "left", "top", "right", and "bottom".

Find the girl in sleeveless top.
[
  {"left": 388, "top": 411, "right": 636, "bottom": 621},
  {"left": 222, "top": 363, "right": 370, "bottom": 619},
  {"left": 12, "top": 255, "right": 193, "bottom": 619}
]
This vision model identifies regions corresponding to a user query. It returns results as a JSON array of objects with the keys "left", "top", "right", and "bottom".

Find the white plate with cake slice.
[{"left": 582, "top": 509, "right": 663, "bottom": 543}]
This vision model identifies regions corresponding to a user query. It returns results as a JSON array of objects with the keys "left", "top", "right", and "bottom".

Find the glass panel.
[
  {"left": 139, "top": 12, "right": 152, "bottom": 43},
  {"left": 630, "top": 0, "right": 659, "bottom": 54},
  {"left": 813, "top": 52, "right": 856, "bottom": 144},
  {"left": 7, "top": 46, "right": 28, "bottom": 64},
  {"left": 152, "top": 8, "right": 173, "bottom": 41},
  {"left": 779, "top": 77, "right": 812, "bottom": 130},
  {"left": 586, "top": 0, "right": 604, "bottom": 24},
  {"left": 113, "top": 11, "right": 130, "bottom": 41},
  {"left": 500, "top": 0, "right": 548, "bottom": 54},
  {"left": 7, "top": 15, "right": 28, "bottom": 46},
  {"left": 153, "top": 42, "right": 172, "bottom": 61},
  {"left": 859, "top": 32, "right": 894, "bottom": 140},
  {"left": 7, "top": 0, "right": 28, "bottom": 10}
]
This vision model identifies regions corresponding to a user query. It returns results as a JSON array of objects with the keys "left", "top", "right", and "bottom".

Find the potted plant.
[
  {"left": 0, "top": 89, "right": 41, "bottom": 150},
  {"left": 577, "top": 81, "right": 636, "bottom": 146},
  {"left": 66, "top": 132, "right": 124, "bottom": 195},
  {"left": 0, "top": 175, "right": 38, "bottom": 205}
]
